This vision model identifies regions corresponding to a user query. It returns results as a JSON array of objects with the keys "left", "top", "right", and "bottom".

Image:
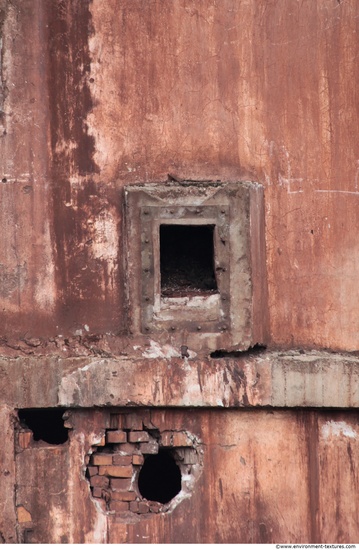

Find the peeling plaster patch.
[
  {"left": 81, "top": 363, "right": 93, "bottom": 372},
  {"left": 142, "top": 341, "right": 197, "bottom": 360},
  {"left": 142, "top": 340, "right": 181, "bottom": 359},
  {"left": 16, "top": 506, "right": 31, "bottom": 523},
  {"left": 89, "top": 210, "right": 118, "bottom": 262},
  {"left": 58, "top": 376, "right": 82, "bottom": 406},
  {"left": 321, "top": 421, "right": 356, "bottom": 440},
  {"left": 34, "top": 250, "right": 56, "bottom": 310},
  {"left": 84, "top": 505, "right": 107, "bottom": 544},
  {"left": 49, "top": 505, "right": 69, "bottom": 543}
]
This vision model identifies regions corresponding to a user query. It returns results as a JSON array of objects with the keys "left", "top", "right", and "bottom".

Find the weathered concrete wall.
[
  {"left": 0, "top": 406, "right": 17, "bottom": 543},
  {"left": 1, "top": 0, "right": 359, "bottom": 543},
  {"left": 2, "top": 351, "right": 359, "bottom": 409},
  {"left": 0, "top": 0, "right": 358, "bottom": 351},
  {"left": 12, "top": 409, "right": 359, "bottom": 544}
]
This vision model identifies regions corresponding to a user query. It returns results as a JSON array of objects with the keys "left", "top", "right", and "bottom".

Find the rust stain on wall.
[
  {"left": 0, "top": 0, "right": 359, "bottom": 543},
  {"left": 11, "top": 408, "right": 359, "bottom": 544}
]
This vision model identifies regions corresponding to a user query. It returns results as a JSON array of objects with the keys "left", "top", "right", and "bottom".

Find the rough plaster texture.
[
  {"left": 1, "top": 0, "right": 359, "bottom": 543},
  {"left": 0, "top": 406, "right": 17, "bottom": 543},
  {"left": 0, "top": 0, "right": 357, "bottom": 352},
  {"left": 1, "top": 351, "right": 359, "bottom": 409},
  {"left": 12, "top": 409, "right": 359, "bottom": 543}
]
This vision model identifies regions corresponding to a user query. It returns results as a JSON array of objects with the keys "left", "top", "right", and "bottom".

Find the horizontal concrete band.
[{"left": 1, "top": 351, "right": 359, "bottom": 409}]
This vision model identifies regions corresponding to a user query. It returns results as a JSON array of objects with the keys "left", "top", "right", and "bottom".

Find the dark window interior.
[
  {"left": 138, "top": 450, "right": 182, "bottom": 504},
  {"left": 160, "top": 224, "right": 217, "bottom": 296},
  {"left": 18, "top": 408, "right": 69, "bottom": 444}
]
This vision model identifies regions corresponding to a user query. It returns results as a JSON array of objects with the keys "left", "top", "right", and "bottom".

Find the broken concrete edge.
[{"left": 1, "top": 350, "right": 359, "bottom": 409}]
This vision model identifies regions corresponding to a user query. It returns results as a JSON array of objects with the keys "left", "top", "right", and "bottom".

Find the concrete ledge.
[{"left": 1, "top": 351, "right": 359, "bottom": 409}]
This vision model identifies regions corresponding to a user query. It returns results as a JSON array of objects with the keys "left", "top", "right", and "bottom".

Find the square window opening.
[{"left": 160, "top": 224, "right": 218, "bottom": 297}]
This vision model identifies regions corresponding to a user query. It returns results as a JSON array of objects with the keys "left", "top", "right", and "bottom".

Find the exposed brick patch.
[
  {"left": 113, "top": 442, "right": 136, "bottom": 454},
  {"left": 111, "top": 478, "right": 132, "bottom": 491},
  {"left": 112, "top": 455, "right": 132, "bottom": 466},
  {"left": 128, "top": 431, "right": 149, "bottom": 443},
  {"left": 98, "top": 465, "right": 133, "bottom": 477},
  {"left": 92, "top": 487, "right": 103, "bottom": 498},
  {"left": 109, "top": 501, "right": 130, "bottom": 513},
  {"left": 106, "top": 430, "right": 127, "bottom": 444},
  {"left": 89, "top": 475, "right": 109, "bottom": 489},
  {"left": 112, "top": 490, "right": 136, "bottom": 502},
  {"left": 87, "top": 466, "right": 98, "bottom": 477},
  {"left": 132, "top": 454, "right": 144, "bottom": 466},
  {"left": 92, "top": 454, "right": 113, "bottom": 466},
  {"left": 18, "top": 431, "right": 32, "bottom": 449},
  {"left": 139, "top": 440, "right": 158, "bottom": 454},
  {"left": 86, "top": 411, "right": 203, "bottom": 520}
]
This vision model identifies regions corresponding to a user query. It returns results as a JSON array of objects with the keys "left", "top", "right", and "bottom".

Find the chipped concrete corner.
[{"left": 1, "top": 0, "right": 359, "bottom": 544}]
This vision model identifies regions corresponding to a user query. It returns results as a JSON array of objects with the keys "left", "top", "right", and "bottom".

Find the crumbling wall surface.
[
  {"left": 0, "top": 0, "right": 56, "bottom": 336},
  {"left": 0, "top": 406, "right": 16, "bottom": 543},
  {"left": 13, "top": 409, "right": 359, "bottom": 544},
  {"left": 0, "top": 0, "right": 358, "bottom": 351},
  {"left": 2, "top": 351, "right": 359, "bottom": 409},
  {"left": 1, "top": 0, "right": 359, "bottom": 544}
]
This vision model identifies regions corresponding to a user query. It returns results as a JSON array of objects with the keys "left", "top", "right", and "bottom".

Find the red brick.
[
  {"left": 111, "top": 478, "right": 132, "bottom": 491},
  {"left": 110, "top": 414, "right": 125, "bottom": 429},
  {"left": 129, "top": 500, "right": 151, "bottom": 513},
  {"left": 106, "top": 430, "right": 127, "bottom": 444},
  {"left": 113, "top": 442, "right": 136, "bottom": 454},
  {"left": 123, "top": 413, "right": 143, "bottom": 430},
  {"left": 111, "top": 490, "right": 136, "bottom": 502},
  {"left": 112, "top": 455, "right": 132, "bottom": 466},
  {"left": 18, "top": 431, "right": 32, "bottom": 449},
  {"left": 87, "top": 466, "right": 98, "bottom": 477},
  {"left": 128, "top": 431, "right": 150, "bottom": 443},
  {"left": 149, "top": 502, "right": 162, "bottom": 513},
  {"left": 129, "top": 501, "right": 139, "bottom": 513},
  {"left": 92, "top": 487, "right": 103, "bottom": 498},
  {"left": 161, "top": 431, "right": 173, "bottom": 447},
  {"left": 92, "top": 454, "right": 113, "bottom": 466},
  {"left": 139, "top": 501, "right": 150, "bottom": 513},
  {"left": 109, "top": 501, "right": 129, "bottom": 513},
  {"left": 139, "top": 441, "right": 158, "bottom": 454},
  {"left": 172, "top": 432, "right": 192, "bottom": 447},
  {"left": 93, "top": 435, "right": 106, "bottom": 446},
  {"left": 98, "top": 465, "right": 133, "bottom": 478},
  {"left": 90, "top": 475, "right": 109, "bottom": 489},
  {"left": 132, "top": 454, "right": 144, "bottom": 466}
]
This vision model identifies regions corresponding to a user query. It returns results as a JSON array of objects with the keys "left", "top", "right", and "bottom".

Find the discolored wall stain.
[
  {"left": 0, "top": 0, "right": 358, "bottom": 350},
  {"left": 1, "top": 0, "right": 359, "bottom": 543}
]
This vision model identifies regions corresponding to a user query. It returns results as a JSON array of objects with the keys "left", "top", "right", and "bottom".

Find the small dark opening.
[
  {"left": 210, "top": 344, "right": 267, "bottom": 358},
  {"left": 18, "top": 408, "right": 69, "bottom": 444},
  {"left": 138, "top": 450, "right": 181, "bottom": 504},
  {"left": 160, "top": 224, "right": 217, "bottom": 296}
]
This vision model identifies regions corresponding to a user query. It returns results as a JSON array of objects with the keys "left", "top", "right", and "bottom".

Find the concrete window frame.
[{"left": 124, "top": 182, "right": 267, "bottom": 354}]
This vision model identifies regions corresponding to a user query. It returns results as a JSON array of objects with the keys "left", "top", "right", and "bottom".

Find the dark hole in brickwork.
[
  {"left": 18, "top": 408, "right": 68, "bottom": 444},
  {"left": 138, "top": 449, "right": 181, "bottom": 504},
  {"left": 160, "top": 224, "right": 217, "bottom": 296}
]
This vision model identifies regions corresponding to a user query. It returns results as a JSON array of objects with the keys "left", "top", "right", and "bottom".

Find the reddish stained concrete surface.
[{"left": 0, "top": 0, "right": 359, "bottom": 543}]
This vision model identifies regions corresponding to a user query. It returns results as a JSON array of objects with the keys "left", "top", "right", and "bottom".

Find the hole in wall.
[
  {"left": 138, "top": 449, "right": 182, "bottom": 504},
  {"left": 160, "top": 224, "right": 217, "bottom": 296},
  {"left": 210, "top": 344, "right": 267, "bottom": 358},
  {"left": 18, "top": 408, "right": 69, "bottom": 444}
]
